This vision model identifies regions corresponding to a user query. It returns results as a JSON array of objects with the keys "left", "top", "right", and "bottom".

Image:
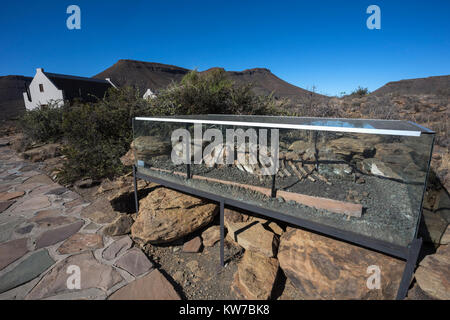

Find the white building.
[
  {"left": 143, "top": 88, "right": 156, "bottom": 100},
  {"left": 23, "top": 68, "right": 115, "bottom": 110}
]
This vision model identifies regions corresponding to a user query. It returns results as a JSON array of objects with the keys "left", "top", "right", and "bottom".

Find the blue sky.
[{"left": 0, "top": 0, "right": 449, "bottom": 96}]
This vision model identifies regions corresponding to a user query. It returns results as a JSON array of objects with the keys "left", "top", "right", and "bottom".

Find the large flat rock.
[
  {"left": 0, "top": 250, "right": 55, "bottom": 294},
  {"left": 0, "top": 238, "right": 29, "bottom": 271},
  {"left": 102, "top": 236, "right": 133, "bottom": 260},
  {"left": 35, "top": 220, "right": 84, "bottom": 249},
  {"left": 108, "top": 269, "right": 180, "bottom": 300},
  {"left": 0, "top": 191, "right": 24, "bottom": 201},
  {"left": 0, "top": 201, "right": 15, "bottom": 213},
  {"left": 114, "top": 248, "right": 153, "bottom": 276},
  {"left": 57, "top": 233, "right": 104, "bottom": 255},
  {"left": 26, "top": 252, "right": 123, "bottom": 300},
  {"left": 12, "top": 196, "right": 51, "bottom": 213}
]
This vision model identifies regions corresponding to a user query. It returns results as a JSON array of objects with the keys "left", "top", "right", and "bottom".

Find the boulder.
[
  {"left": 227, "top": 222, "right": 278, "bottom": 258},
  {"left": 102, "top": 214, "right": 134, "bottom": 236},
  {"left": 22, "top": 143, "right": 61, "bottom": 162},
  {"left": 120, "top": 149, "right": 135, "bottom": 167},
  {"left": 201, "top": 225, "right": 221, "bottom": 247},
  {"left": 183, "top": 236, "right": 202, "bottom": 253},
  {"left": 267, "top": 222, "right": 284, "bottom": 236},
  {"left": 131, "top": 188, "right": 218, "bottom": 244},
  {"left": 278, "top": 227, "right": 405, "bottom": 299},
  {"left": 224, "top": 208, "right": 251, "bottom": 224},
  {"left": 75, "top": 178, "right": 95, "bottom": 189},
  {"left": 414, "top": 252, "right": 450, "bottom": 300},
  {"left": 231, "top": 250, "right": 279, "bottom": 300},
  {"left": 419, "top": 209, "right": 448, "bottom": 245}
]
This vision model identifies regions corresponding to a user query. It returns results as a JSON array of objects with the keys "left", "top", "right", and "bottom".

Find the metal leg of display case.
[
  {"left": 271, "top": 175, "right": 277, "bottom": 198},
  {"left": 133, "top": 165, "right": 139, "bottom": 214},
  {"left": 395, "top": 237, "right": 422, "bottom": 300},
  {"left": 220, "top": 201, "right": 225, "bottom": 267}
]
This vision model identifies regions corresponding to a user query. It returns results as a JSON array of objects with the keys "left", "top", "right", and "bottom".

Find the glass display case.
[{"left": 132, "top": 115, "right": 435, "bottom": 299}]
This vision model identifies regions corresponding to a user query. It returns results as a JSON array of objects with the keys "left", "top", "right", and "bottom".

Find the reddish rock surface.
[
  {"left": 182, "top": 236, "right": 202, "bottom": 253},
  {"left": 131, "top": 188, "right": 218, "bottom": 244},
  {"left": 57, "top": 233, "right": 104, "bottom": 255},
  {"left": 108, "top": 269, "right": 180, "bottom": 300},
  {"left": 114, "top": 248, "right": 153, "bottom": 276},
  {"left": 34, "top": 220, "right": 84, "bottom": 249},
  {"left": 102, "top": 236, "right": 133, "bottom": 260},
  {"left": 26, "top": 252, "right": 123, "bottom": 300},
  {"left": 0, "top": 238, "right": 29, "bottom": 271},
  {"left": 278, "top": 227, "right": 405, "bottom": 299},
  {"left": 232, "top": 250, "right": 279, "bottom": 300}
]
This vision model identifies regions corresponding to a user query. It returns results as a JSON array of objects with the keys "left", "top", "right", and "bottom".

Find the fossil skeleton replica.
[{"left": 172, "top": 132, "right": 333, "bottom": 185}]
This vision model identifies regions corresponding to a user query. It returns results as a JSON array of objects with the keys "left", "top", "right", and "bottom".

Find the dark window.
[{"left": 39, "top": 84, "right": 44, "bottom": 92}]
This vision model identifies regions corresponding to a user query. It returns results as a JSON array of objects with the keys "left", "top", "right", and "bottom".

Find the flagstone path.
[{"left": 0, "top": 138, "right": 180, "bottom": 300}]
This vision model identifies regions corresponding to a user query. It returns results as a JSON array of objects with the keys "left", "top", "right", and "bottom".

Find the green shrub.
[
  {"left": 150, "top": 69, "right": 283, "bottom": 116},
  {"left": 351, "top": 86, "right": 370, "bottom": 97},
  {"left": 19, "top": 102, "right": 65, "bottom": 143},
  {"left": 58, "top": 87, "right": 152, "bottom": 183}
]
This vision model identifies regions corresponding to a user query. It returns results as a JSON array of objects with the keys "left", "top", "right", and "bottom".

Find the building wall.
[{"left": 23, "top": 68, "right": 64, "bottom": 110}]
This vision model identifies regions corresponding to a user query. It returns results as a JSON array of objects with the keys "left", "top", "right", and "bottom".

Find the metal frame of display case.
[{"left": 132, "top": 116, "right": 435, "bottom": 300}]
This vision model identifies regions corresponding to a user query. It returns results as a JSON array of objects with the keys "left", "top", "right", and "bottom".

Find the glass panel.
[{"left": 133, "top": 116, "right": 434, "bottom": 247}]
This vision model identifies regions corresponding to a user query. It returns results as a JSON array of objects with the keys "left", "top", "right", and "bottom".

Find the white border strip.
[{"left": 134, "top": 117, "right": 421, "bottom": 136}]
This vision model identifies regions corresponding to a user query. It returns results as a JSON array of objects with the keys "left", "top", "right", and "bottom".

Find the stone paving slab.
[
  {"left": 108, "top": 269, "right": 180, "bottom": 300},
  {"left": 26, "top": 252, "right": 123, "bottom": 300},
  {"left": 102, "top": 236, "right": 133, "bottom": 261},
  {"left": 0, "top": 201, "right": 15, "bottom": 213},
  {"left": 57, "top": 233, "right": 103, "bottom": 255},
  {"left": 0, "top": 191, "right": 25, "bottom": 201},
  {"left": 34, "top": 220, "right": 84, "bottom": 249},
  {"left": 0, "top": 250, "right": 55, "bottom": 294},
  {"left": 114, "top": 248, "right": 154, "bottom": 277},
  {"left": 0, "top": 238, "right": 29, "bottom": 271},
  {"left": 0, "top": 143, "right": 176, "bottom": 300}
]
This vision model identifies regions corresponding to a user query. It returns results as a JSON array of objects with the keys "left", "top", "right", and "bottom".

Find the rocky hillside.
[
  {"left": 93, "top": 60, "right": 190, "bottom": 95},
  {"left": 0, "top": 75, "right": 32, "bottom": 120},
  {"left": 371, "top": 75, "right": 450, "bottom": 96},
  {"left": 93, "top": 59, "right": 324, "bottom": 101}
]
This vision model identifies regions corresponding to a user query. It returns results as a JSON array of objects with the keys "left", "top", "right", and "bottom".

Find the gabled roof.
[{"left": 43, "top": 71, "right": 112, "bottom": 102}]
